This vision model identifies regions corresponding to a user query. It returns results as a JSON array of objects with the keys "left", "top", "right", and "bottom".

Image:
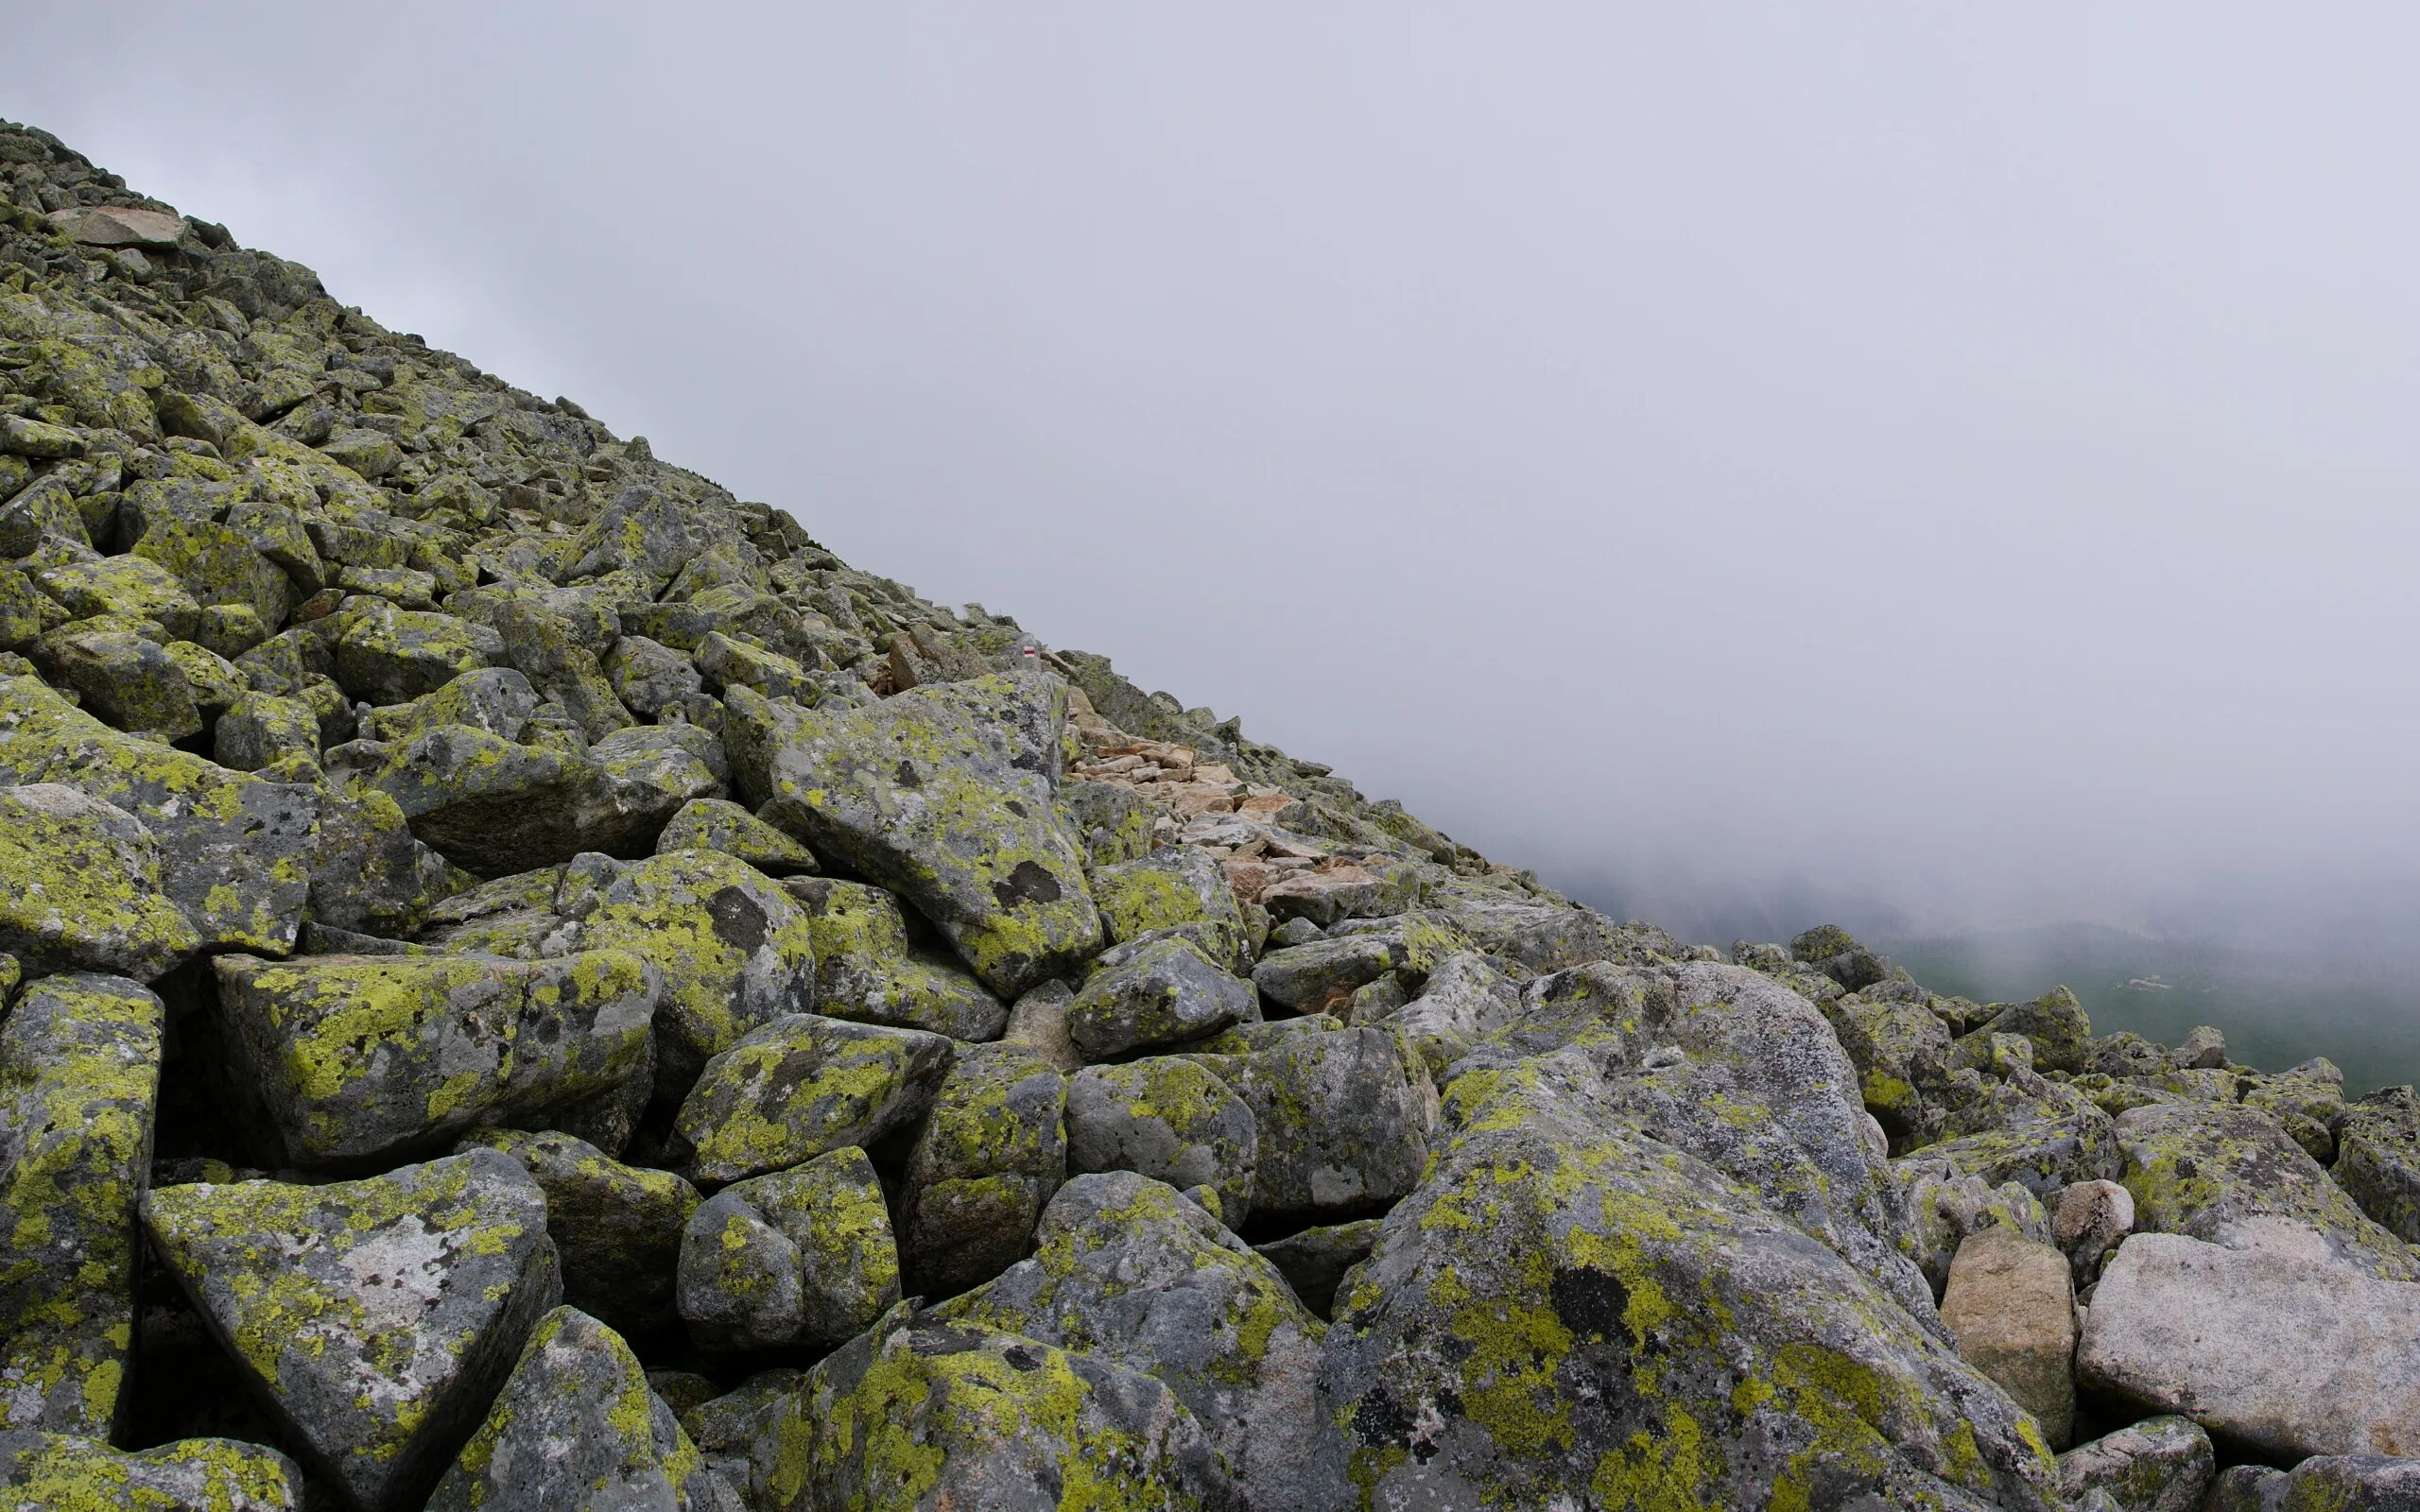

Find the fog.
[{"left": 14, "top": 6, "right": 2420, "bottom": 960}]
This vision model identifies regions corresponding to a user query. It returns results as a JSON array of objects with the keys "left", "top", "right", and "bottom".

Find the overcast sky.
[{"left": 14, "top": 6, "right": 2420, "bottom": 938}]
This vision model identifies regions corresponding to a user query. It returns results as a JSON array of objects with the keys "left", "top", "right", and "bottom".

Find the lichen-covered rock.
[
  {"left": 1250, "top": 913, "right": 1470, "bottom": 1015},
  {"left": 1937, "top": 1228, "right": 2076, "bottom": 1447},
  {"left": 758, "top": 1306, "right": 1234, "bottom": 1512},
  {"left": 460, "top": 1127, "right": 700, "bottom": 1337},
  {"left": 0, "top": 1431, "right": 305, "bottom": 1512},
  {"left": 937, "top": 1171, "right": 1338, "bottom": 1508},
  {"left": 1069, "top": 935, "right": 1260, "bottom": 1060},
  {"left": 2222, "top": 1454, "right": 2420, "bottom": 1510},
  {"left": 1066, "top": 1057, "right": 1258, "bottom": 1227},
  {"left": 758, "top": 670, "right": 1103, "bottom": 997},
  {"left": 1191, "top": 1026, "right": 1428, "bottom": 1227},
  {"left": 672, "top": 1013, "right": 954, "bottom": 1185},
  {"left": 0, "top": 783, "right": 199, "bottom": 981},
  {"left": 1361, "top": 950, "right": 1520, "bottom": 1077},
  {"left": 1254, "top": 1220, "right": 1383, "bottom": 1319},
  {"left": 1315, "top": 1049, "right": 2064, "bottom": 1511},
  {"left": 35, "top": 625, "right": 203, "bottom": 743},
  {"left": 900, "top": 1042, "right": 1068, "bottom": 1297},
  {"left": 2337, "top": 1085, "right": 2420, "bottom": 1245},
  {"left": 304, "top": 782, "right": 468, "bottom": 936},
  {"left": 0, "top": 973, "right": 161, "bottom": 1436},
  {"left": 427, "top": 1304, "right": 733, "bottom": 1511},
  {"left": 1897, "top": 1157, "right": 2055, "bottom": 1293},
  {"left": 330, "top": 600, "right": 493, "bottom": 704},
  {"left": 658, "top": 796, "right": 820, "bottom": 874},
  {"left": 1091, "top": 846, "right": 1252, "bottom": 972},
  {"left": 1973, "top": 987, "right": 2092, "bottom": 1075},
  {"left": 2239, "top": 1058, "right": 2350, "bottom": 1164},
  {"left": 2054, "top": 1178, "right": 2135, "bottom": 1285},
  {"left": 784, "top": 877, "right": 1006, "bottom": 1040},
  {"left": 1829, "top": 992, "right": 1957, "bottom": 1146},
  {"left": 1917, "top": 1062, "right": 2125, "bottom": 1201},
  {"left": 1789, "top": 923, "right": 1896, "bottom": 992},
  {"left": 213, "top": 948, "right": 659, "bottom": 1169},
  {"left": 2114, "top": 1100, "right": 2419, "bottom": 1279},
  {"left": 676, "top": 1146, "right": 899, "bottom": 1354},
  {"left": 2056, "top": 1416, "right": 2213, "bottom": 1512},
  {"left": 143, "top": 1149, "right": 562, "bottom": 1512}
]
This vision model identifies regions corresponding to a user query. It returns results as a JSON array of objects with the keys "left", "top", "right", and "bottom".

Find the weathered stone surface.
[
  {"left": 939, "top": 1171, "right": 1337, "bottom": 1508},
  {"left": 2055, "top": 1415, "right": 2213, "bottom": 1512},
  {"left": 1364, "top": 950, "right": 1520, "bottom": 1077},
  {"left": 2078, "top": 1224, "right": 2420, "bottom": 1460},
  {"left": 47, "top": 205, "right": 186, "bottom": 248},
  {"left": 658, "top": 796, "right": 820, "bottom": 874},
  {"left": 901, "top": 1042, "right": 1067, "bottom": 1297},
  {"left": 1070, "top": 934, "right": 1259, "bottom": 1060},
  {"left": 0, "top": 1431, "right": 304, "bottom": 1511},
  {"left": 0, "top": 783, "right": 199, "bottom": 981},
  {"left": 143, "top": 1149, "right": 562, "bottom": 1512},
  {"left": 0, "top": 973, "right": 161, "bottom": 1436},
  {"left": 1938, "top": 1227, "right": 2076, "bottom": 1447},
  {"left": 1314, "top": 1050, "right": 2063, "bottom": 1510},
  {"left": 213, "top": 948, "right": 659, "bottom": 1169},
  {"left": 2337, "top": 1085, "right": 2420, "bottom": 1245},
  {"left": 784, "top": 876, "right": 1005, "bottom": 1040},
  {"left": 672, "top": 1013, "right": 954, "bottom": 1185},
  {"left": 1067, "top": 1057, "right": 1258, "bottom": 1226},
  {"left": 677, "top": 1146, "right": 899, "bottom": 1354},
  {"left": 2231, "top": 1454, "right": 2420, "bottom": 1510},
  {"left": 426, "top": 1305, "right": 726, "bottom": 1512},
  {"left": 756, "top": 1307, "right": 1233, "bottom": 1512},
  {"left": 1192, "top": 1026, "right": 1427, "bottom": 1226},
  {"left": 758, "top": 671, "right": 1103, "bottom": 997},
  {"left": 1253, "top": 1220, "right": 1382, "bottom": 1319},
  {"left": 2054, "top": 1178, "right": 2135, "bottom": 1284},
  {"left": 460, "top": 1127, "right": 700, "bottom": 1337},
  {"left": 1092, "top": 845, "right": 1252, "bottom": 971}
]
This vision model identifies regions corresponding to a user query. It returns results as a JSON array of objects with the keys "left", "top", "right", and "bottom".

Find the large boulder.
[
  {"left": 0, "top": 974, "right": 161, "bottom": 1436},
  {"left": 2077, "top": 1224, "right": 2420, "bottom": 1461},
  {"left": 937, "top": 1172, "right": 1339, "bottom": 1508},
  {"left": 2335, "top": 1085, "right": 2420, "bottom": 1245},
  {"left": 1070, "top": 935, "right": 1260, "bottom": 1060},
  {"left": 1090, "top": 845, "right": 1252, "bottom": 971},
  {"left": 2055, "top": 1416, "right": 2213, "bottom": 1512},
  {"left": 0, "top": 783, "right": 198, "bottom": 981},
  {"left": 676, "top": 1148, "right": 898, "bottom": 1355},
  {"left": 143, "top": 1149, "right": 562, "bottom": 1512},
  {"left": 671, "top": 1014, "right": 954, "bottom": 1186},
  {"left": 784, "top": 877, "right": 1006, "bottom": 1041},
  {"left": 1314, "top": 1049, "right": 2064, "bottom": 1510},
  {"left": 1066, "top": 1057, "right": 1259, "bottom": 1226},
  {"left": 1937, "top": 1228, "right": 2076, "bottom": 1448},
  {"left": 0, "top": 1431, "right": 305, "bottom": 1512},
  {"left": 1191, "top": 1026, "right": 1428, "bottom": 1227},
  {"left": 758, "top": 671, "right": 1103, "bottom": 997},
  {"left": 459, "top": 1127, "right": 700, "bottom": 1338},
  {"left": 212, "top": 949, "right": 659, "bottom": 1170},
  {"left": 899, "top": 1043, "right": 1068, "bottom": 1297}
]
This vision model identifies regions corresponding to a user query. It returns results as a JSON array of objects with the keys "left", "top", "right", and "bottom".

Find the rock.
[
  {"left": 605, "top": 634, "right": 703, "bottom": 719},
  {"left": 35, "top": 626, "right": 202, "bottom": 742},
  {"left": 0, "top": 415, "right": 85, "bottom": 458},
  {"left": 1918, "top": 1062, "right": 2125, "bottom": 1200},
  {"left": 1065, "top": 1057, "right": 1258, "bottom": 1226},
  {"left": 784, "top": 877, "right": 1006, "bottom": 1040},
  {"left": 0, "top": 1431, "right": 304, "bottom": 1511},
  {"left": 490, "top": 596, "right": 631, "bottom": 742},
  {"left": 1789, "top": 922, "right": 1894, "bottom": 991},
  {"left": 1363, "top": 950, "right": 1520, "bottom": 1077},
  {"left": 427, "top": 1305, "right": 734, "bottom": 1512},
  {"left": 1937, "top": 1227, "right": 2076, "bottom": 1447},
  {"left": 0, "top": 783, "right": 199, "bottom": 980},
  {"left": 753, "top": 1307, "right": 1233, "bottom": 1512},
  {"left": 143, "top": 1149, "right": 562, "bottom": 1512},
  {"left": 212, "top": 949, "right": 658, "bottom": 1169},
  {"left": 1253, "top": 1219, "right": 1383, "bottom": 1318},
  {"left": 2077, "top": 1224, "right": 2420, "bottom": 1460},
  {"left": 757, "top": 671, "right": 1103, "bottom": 997},
  {"left": 1827, "top": 992, "right": 1956, "bottom": 1146},
  {"left": 2055, "top": 1415, "right": 2213, "bottom": 1512},
  {"left": 303, "top": 783, "right": 466, "bottom": 936},
  {"left": 459, "top": 1127, "right": 700, "bottom": 1338},
  {"left": 936, "top": 1171, "right": 1338, "bottom": 1507},
  {"left": 2053, "top": 1179, "right": 2135, "bottom": 1284},
  {"left": 1001, "top": 978, "right": 1082, "bottom": 1072},
  {"left": 0, "top": 973, "right": 162, "bottom": 1436},
  {"left": 46, "top": 205, "right": 185, "bottom": 248},
  {"left": 1068, "top": 934, "right": 1259, "bottom": 1059},
  {"left": 213, "top": 691, "right": 320, "bottom": 774},
  {"left": 2338, "top": 1086, "right": 2420, "bottom": 1244},
  {"left": 1090, "top": 846, "right": 1253, "bottom": 971},
  {"left": 2203, "top": 1465, "right": 2289, "bottom": 1512},
  {"left": 900, "top": 1043, "right": 1068, "bottom": 1297},
  {"left": 1976, "top": 987, "right": 2092, "bottom": 1074},
  {"left": 330, "top": 602, "right": 494, "bottom": 705},
  {"left": 2172, "top": 1024, "right": 2228, "bottom": 1071},
  {"left": 1313, "top": 1049, "right": 2063, "bottom": 1509},
  {"left": 2244, "top": 1454, "right": 2420, "bottom": 1510},
  {"left": 1897, "top": 1157, "right": 2054, "bottom": 1292},
  {"left": 676, "top": 1147, "right": 899, "bottom": 1354},
  {"left": 2239, "top": 1059, "right": 2348, "bottom": 1163},
  {"left": 672, "top": 1013, "right": 954, "bottom": 1186},
  {"left": 1193, "top": 1026, "right": 1428, "bottom": 1227},
  {"left": 658, "top": 796, "right": 819, "bottom": 873},
  {"left": 2114, "top": 1100, "right": 2418, "bottom": 1280},
  {"left": 1250, "top": 913, "right": 1469, "bottom": 1014}
]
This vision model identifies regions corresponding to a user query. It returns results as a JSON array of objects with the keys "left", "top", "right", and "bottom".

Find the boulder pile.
[{"left": 1, "top": 116, "right": 2417, "bottom": 1510}]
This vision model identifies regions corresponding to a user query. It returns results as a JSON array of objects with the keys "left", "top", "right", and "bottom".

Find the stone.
[
  {"left": 1191, "top": 1026, "right": 1427, "bottom": 1227},
  {"left": 212, "top": 949, "right": 659, "bottom": 1170},
  {"left": 46, "top": 205, "right": 185, "bottom": 248},
  {"left": 1977, "top": 987, "right": 2093, "bottom": 1074},
  {"left": 937, "top": 1171, "right": 1337, "bottom": 1507},
  {"left": 1068, "top": 934, "right": 1259, "bottom": 1059},
  {"left": 331, "top": 602, "right": 494, "bottom": 705},
  {"left": 2055, "top": 1416, "right": 2214, "bottom": 1512},
  {"left": 672, "top": 1013, "right": 954, "bottom": 1185},
  {"left": 1066, "top": 1057, "right": 1258, "bottom": 1226},
  {"left": 0, "top": 1431, "right": 304, "bottom": 1511},
  {"left": 459, "top": 1127, "right": 700, "bottom": 1338},
  {"left": 1789, "top": 922, "right": 1894, "bottom": 991},
  {"left": 604, "top": 633, "right": 703, "bottom": 719},
  {"left": 2053, "top": 1178, "right": 2135, "bottom": 1284},
  {"left": 34, "top": 626, "right": 202, "bottom": 742},
  {"left": 2172, "top": 1024, "right": 2228, "bottom": 1070},
  {"left": 1938, "top": 1227, "right": 2077, "bottom": 1448},
  {"left": 1898, "top": 1158, "right": 2054, "bottom": 1292},
  {"left": 676, "top": 1147, "right": 898, "bottom": 1354},
  {"left": 1253, "top": 1220, "right": 1383, "bottom": 1318},
  {"left": 2337, "top": 1086, "right": 2420, "bottom": 1244},
  {"left": 900, "top": 1043, "right": 1068, "bottom": 1297},
  {"left": 1364, "top": 950, "right": 1520, "bottom": 1077},
  {"left": 2252, "top": 1455, "right": 2420, "bottom": 1510},
  {"left": 784, "top": 876, "right": 1006, "bottom": 1040},
  {"left": 0, "top": 415, "right": 84, "bottom": 458},
  {"left": 0, "top": 783, "right": 199, "bottom": 981},
  {"left": 1090, "top": 845, "right": 1252, "bottom": 971},
  {"left": 658, "top": 796, "right": 819, "bottom": 874},
  {"left": 0, "top": 974, "right": 161, "bottom": 1436},
  {"left": 426, "top": 1305, "right": 726, "bottom": 1512},
  {"left": 2077, "top": 1224, "right": 2420, "bottom": 1460},
  {"left": 757, "top": 670, "right": 1103, "bottom": 996},
  {"left": 1002, "top": 978, "right": 1083, "bottom": 1072},
  {"left": 142, "top": 1149, "right": 562, "bottom": 1512}
]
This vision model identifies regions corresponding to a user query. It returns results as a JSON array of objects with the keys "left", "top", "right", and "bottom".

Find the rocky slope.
[{"left": 0, "top": 117, "right": 2416, "bottom": 1511}]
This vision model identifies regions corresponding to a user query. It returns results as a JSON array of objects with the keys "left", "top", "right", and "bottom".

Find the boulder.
[
  {"left": 672, "top": 1014, "right": 953, "bottom": 1186},
  {"left": 212, "top": 949, "right": 659, "bottom": 1170},
  {"left": 0, "top": 974, "right": 162, "bottom": 1436},
  {"left": 1789, "top": 923, "right": 1895, "bottom": 991},
  {"left": 2337, "top": 1085, "right": 2420, "bottom": 1244},
  {"left": 2055, "top": 1416, "right": 2213, "bottom": 1512},
  {"left": 143, "top": 1149, "right": 562, "bottom": 1512},
  {"left": 1254, "top": 1220, "right": 1383, "bottom": 1318},
  {"left": 1937, "top": 1227, "right": 2076, "bottom": 1447},
  {"left": 459, "top": 1127, "right": 700, "bottom": 1337},
  {"left": 1360, "top": 950, "right": 1521, "bottom": 1077},
  {"left": 784, "top": 877, "right": 1006, "bottom": 1040},
  {"left": 426, "top": 1305, "right": 732, "bottom": 1512},
  {"left": 35, "top": 626, "right": 202, "bottom": 743},
  {"left": 371, "top": 721, "right": 720, "bottom": 875},
  {"left": 758, "top": 671, "right": 1102, "bottom": 996},
  {"left": 330, "top": 601, "right": 493, "bottom": 704},
  {"left": 1068, "top": 934, "right": 1259, "bottom": 1060},
  {"left": 1066, "top": 1057, "right": 1258, "bottom": 1226},
  {"left": 0, "top": 1431, "right": 304, "bottom": 1511},
  {"left": 658, "top": 796, "right": 820, "bottom": 874},
  {"left": 2077, "top": 1224, "right": 2420, "bottom": 1460},
  {"left": 1090, "top": 845, "right": 1252, "bottom": 971},
  {"left": 46, "top": 205, "right": 186, "bottom": 248},
  {"left": 899, "top": 1043, "right": 1068, "bottom": 1297},
  {"left": 0, "top": 783, "right": 199, "bottom": 981},
  {"left": 676, "top": 1147, "right": 898, "bottom": 1354},
  {"left": 1975, "top": 988, "right": 2092, "bottom": 1074},
  {"left": 2053, "top": 1179, "right": 2135, "bottom": 1285},
  {"left": 1192, "top": 1026, "right": 1428, "bottom": 1227}
]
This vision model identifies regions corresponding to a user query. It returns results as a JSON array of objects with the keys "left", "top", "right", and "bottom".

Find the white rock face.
[
  {"left": 45, "top": 204, "right": 185, "bottom": 248},
  {"left": 2077, "top": 1221, "right": 2420, "bottom": 1459}
]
